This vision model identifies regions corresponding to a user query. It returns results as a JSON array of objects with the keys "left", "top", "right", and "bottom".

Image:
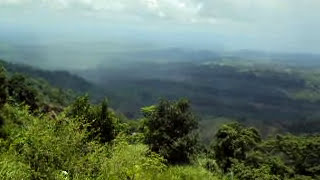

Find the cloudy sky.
[{"left": 0, "top": 0, "right": 320, "bottom": 53}]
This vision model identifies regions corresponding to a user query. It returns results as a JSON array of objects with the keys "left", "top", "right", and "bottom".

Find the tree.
[
  {"left": 142, "top": 98, "right": 199, "bottom": 164},
  {"left": 7, "top": 74, "right": 38, "bottom": 111},
  {"left": 68, "top": 96, "right": 115, "bottom": 143},
  {"left": 0, "top": 67, "right": 7, "bottom": 109},
  {"left": 94, "top": 98, "right": 114, "bottom": 143},
  {"left": 212, "top": 122, "right": 261, "bottom": 172}
]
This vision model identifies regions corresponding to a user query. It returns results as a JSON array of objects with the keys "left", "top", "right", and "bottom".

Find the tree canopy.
[{"left": 142, "top": 98, "right": 199, "bottom": 164}]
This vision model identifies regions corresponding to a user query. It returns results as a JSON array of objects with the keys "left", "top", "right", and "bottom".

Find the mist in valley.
[{"left": 1, "top": 0, "right": 320, "bottom": 69}]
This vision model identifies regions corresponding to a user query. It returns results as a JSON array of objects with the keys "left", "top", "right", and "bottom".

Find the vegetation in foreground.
[{"left": 1, "top": 65, "right": 320, "bottom": 180}]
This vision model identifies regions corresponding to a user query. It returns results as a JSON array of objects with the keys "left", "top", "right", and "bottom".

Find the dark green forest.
[
  {"left": 75, "top": 59, "right": 320, "bottom": 139},
  {"left": 1, "top": 59, "right": 320, "bottom": 179}
]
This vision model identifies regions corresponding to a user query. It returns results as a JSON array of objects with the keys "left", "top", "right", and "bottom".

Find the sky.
[{"left": 0, "top": 0, "right": 320, "bottom": 54}]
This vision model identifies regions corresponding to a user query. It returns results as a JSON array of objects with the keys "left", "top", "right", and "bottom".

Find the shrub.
[
  {"left": 156, "top": 165, "right": 222, "bottom": 180},
  {"left": 0, "top": 104, "right": 109, "bottom": 179},
  {"left": 0, "top": 153, "right": 31, "bottom": 179},
  {"left": 98, "top": 135, "right": 166, "bottom": 180}
]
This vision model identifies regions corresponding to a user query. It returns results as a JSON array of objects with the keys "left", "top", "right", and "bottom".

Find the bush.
[
  {"left": 0, "top": 104, "right": 110, "bottom": 179},
  {"left": 98, "top": 135, "right": 166, "bottom": 180},
  {"left": 156, "top": 165, "right": 223, "bottom": 180},
  {"left": 0, "top": 153, "right": 31, "bottom": 179},
  {"left": 231, "top": 161, "right": 281, "bottom": 180}
]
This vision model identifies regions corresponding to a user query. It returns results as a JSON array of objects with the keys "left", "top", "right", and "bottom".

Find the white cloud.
[
  {"left": 0, "top": 0, "right": 205, "bottom": 23},
  {"left": 1, "top": 0, "right": 319, "bottom": 32},
  {"left": 0, "top": 0, "right": 318, "bottom": 26},
  {"left": 0, "top": 0, "right": 319, "bottom": 52}
]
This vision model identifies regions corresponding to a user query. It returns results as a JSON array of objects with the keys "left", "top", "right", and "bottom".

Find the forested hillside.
[
  {"left": 0, "top": 59, "right": 110, "bottom": 103},
  {"left": 77, "top": 59, "right": 320, "bottom": 137},
  {"left": 1, "top": 61, "right": 320, "bottom": 179},
  {"left": 2, "top": 59, "right": 320, "bottom": 139}
]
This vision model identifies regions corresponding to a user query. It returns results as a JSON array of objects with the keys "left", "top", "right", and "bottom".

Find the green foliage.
[
  {"left": 67, "top": 95, "right": 116, "bottom": 143},
  {"left": 209, "top": 123, "right": 320, "bottom": 179},
  {"left": 0, "top": 152, "right": 32, "bottom": 179},
  {"left": 156, "top": 165, "right": 222, "bottom": 180},
  {"left": 7, "top": 74, "right": 39, "bottom": 111},
  {"left": 213, "top": 122, "right": 261, "bottom": 172},
  {"left": 0, "top": 104, "right": 106, "bottom": 179},
  {"left": 0, "top": 67, "right": 7, "bottom": 108},
  {"left": 0, "top": 67, "right": 7, "bottom": 109},
  {"left": 142, "top": 98, "right": 199, "bottom": 164},
  {"left": 231, "top": 162, "right": 281, "bottom": 180},
  {"left": 0, "top": 59, "right": 94, "bottom": 94},
  {"left": 29, "top": 77, "right": 75, "bottom": 111},
  {"left": 262, "top": 134, "right": 320, "bottom": 177},
  {"left": 2, "top": 72, "right": 73, "bottom": 113},
  {"left": 97, "top": 98, "right": 115, "bottom": 143},
  {"left": 0, "top": 61, "right": 78, "bottom": 114},
  {"left": 0, "top": 103, "right": 223, "bottom": 180},
  {"left": 0, "top": 67, "right": 7, "bottom": 138},
  {"left": 98, "top": 135, "right": 166, "bottom": 180}
]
